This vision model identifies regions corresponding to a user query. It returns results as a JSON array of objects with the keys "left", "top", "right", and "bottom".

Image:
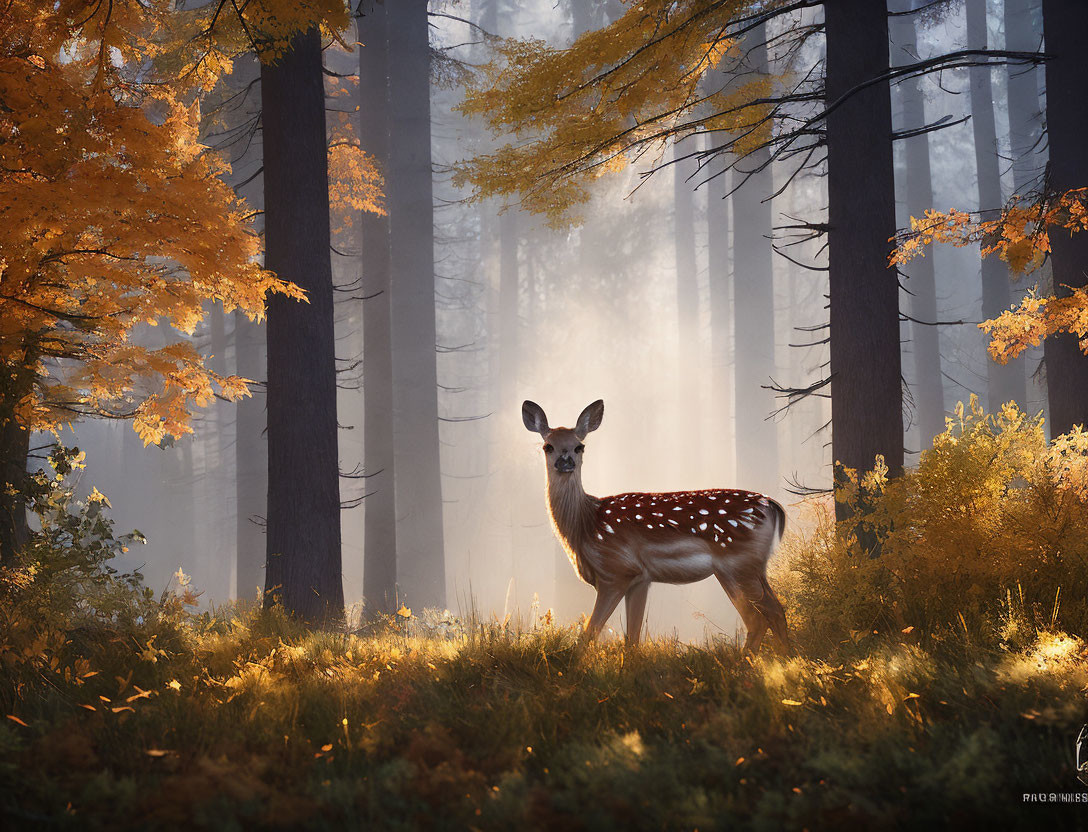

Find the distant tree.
[
  {"left": 967, "top": 0, "right": 1027, "bottom": 413},
  {"left": 387, "top": 0, "right": 447, "bottom": 610},
  {"left": 893, "top": 2, "right": 1088, "bottom": 435},
  {"left": 730, "top": 27, "right": 779, "bottom": 495},
  {"left": 889, "top": 0, "right": 945, "bottom": 448},
  {"left": 0, "top": 3, "right": 298, "bottom": 563},
  {"left": 358, "top": 0, "right": 398, "bottom": 612}
]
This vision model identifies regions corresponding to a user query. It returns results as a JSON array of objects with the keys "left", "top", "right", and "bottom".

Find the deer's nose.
[{"left": 555, "top": 456, "right": 576, "bottom": 473}]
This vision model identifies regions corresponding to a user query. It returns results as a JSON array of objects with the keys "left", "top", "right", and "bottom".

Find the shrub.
[{"left": 775, "top": 398, "right": 1088, "bottom": 651}]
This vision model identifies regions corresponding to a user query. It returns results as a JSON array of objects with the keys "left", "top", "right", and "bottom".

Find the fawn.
[{"left": 523, "top": 399, "right": 791, "bottom": 654}]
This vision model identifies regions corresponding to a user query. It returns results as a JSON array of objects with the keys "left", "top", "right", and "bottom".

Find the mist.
[{"left": 51, "top": 0, "right": 1044, "bottom": 642}]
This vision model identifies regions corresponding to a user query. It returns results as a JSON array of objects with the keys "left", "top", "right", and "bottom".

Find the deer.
[{"left": 523, "top": 399, "right": 791, "bottom": 655}]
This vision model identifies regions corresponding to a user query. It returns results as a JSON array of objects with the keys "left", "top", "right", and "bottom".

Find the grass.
[{"left": 2, "top": 603, "right": 1087, "bottom": 831}]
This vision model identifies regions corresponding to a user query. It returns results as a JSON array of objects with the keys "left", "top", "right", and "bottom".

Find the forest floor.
[{"left": 2, "top": 605, "right": 1087, "bottom": 831}]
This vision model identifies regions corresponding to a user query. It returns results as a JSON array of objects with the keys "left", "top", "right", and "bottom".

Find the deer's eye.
[
  {"left": 575, "top": 444, "right": 585, "bottom": 453},
  {"left": 543, "top": 444, "right": 553, "bottom": 453}
]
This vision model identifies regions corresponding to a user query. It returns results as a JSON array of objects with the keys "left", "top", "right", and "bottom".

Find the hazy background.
[{"left": 53, "top": 0, "right": 1046, "bottom": 641}]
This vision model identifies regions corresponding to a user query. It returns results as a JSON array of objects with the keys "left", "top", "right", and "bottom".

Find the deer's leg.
[
  {"left": 756, "top": 575, "right": 793, "bottom": 655},
  {"left": 714, "top": 569, "right": 769, "bottom": 656},
  {"left": 583, "top": 582, "right": 628, "bottom": 641},
  {"left": 623, "top": 579, "right": 651, "bottom": 646}
]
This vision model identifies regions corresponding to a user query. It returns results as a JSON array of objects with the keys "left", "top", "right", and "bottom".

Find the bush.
[{"left": 775, "top": 398, "right": 1088, "bottom": 652}]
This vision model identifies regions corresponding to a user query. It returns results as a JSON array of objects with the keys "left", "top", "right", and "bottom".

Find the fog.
[{"left": 53, "top": 0, "right": 1045, "bottom": 642}]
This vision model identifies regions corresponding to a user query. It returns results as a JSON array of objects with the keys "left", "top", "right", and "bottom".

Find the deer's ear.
[
  {"left": 522, "top": 400, "right": 550, "bottom": 437},
  {"left": 575, "top": 399, "right": 604, "bottom": 439}
]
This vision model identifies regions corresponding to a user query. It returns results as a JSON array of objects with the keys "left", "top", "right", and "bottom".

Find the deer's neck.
[{"left": 546, "top": 470, "right": 600, "bottom": 582}]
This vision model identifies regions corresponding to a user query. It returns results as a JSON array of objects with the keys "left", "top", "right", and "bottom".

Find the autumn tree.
[{"left": 0, "top": 3, "right": 299, "bottom": 563}]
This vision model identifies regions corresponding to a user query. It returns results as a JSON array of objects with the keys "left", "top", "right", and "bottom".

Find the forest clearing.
[{"left": 3, "top": 0, "right": 1088, "bottom": 827}]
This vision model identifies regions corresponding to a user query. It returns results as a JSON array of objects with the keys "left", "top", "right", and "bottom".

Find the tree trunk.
[
  {"left": 967, "top": 0, "right": 1027, "bottom": 413},
  {"left": 706, "top": 145, "right": 735, "bottom": 483},
  {"left": 732, "top": 27, "right": 779, "bottom": 495},
  {"left": 1004, "top": 0, "right": 1048, "bottom": 421},
  {"left": 0, "top": 370, "right": 31, "bottom": 564},
  {"left": 1005, "top": 0, "right": 1044, "bottom": 192},
  {"left": 889, "top": 0, "right": 945, "bottom": 448},
  {"left": 674, "top": 140, "right": 701, "bottom": 479},
  {"left": 387, "top": 0, "right": 447, "bottom": 610},
  {"left": 825, "top": 0, "right": 904, "bottom": 507},
  {"left": 359, "top": 1, "right": 398, "bottom": 613},
  {"left": 260, "top": 27, "right": 344, "bottom": 623},
  {"left": 1039, "top": 1, "right": 1088, "bottom": 435},
  {"left": 234, "top": 310, "right": 267, "bottom": 603}
]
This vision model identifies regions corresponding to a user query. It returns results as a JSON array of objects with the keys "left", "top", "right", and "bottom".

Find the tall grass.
[{"left": 1, "top": 408, "right": 1087, "bottom": 830}]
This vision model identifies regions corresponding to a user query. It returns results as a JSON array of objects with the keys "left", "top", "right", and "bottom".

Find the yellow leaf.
[{"left": 781, "top": 699, "right": 803, "bottom": 707}]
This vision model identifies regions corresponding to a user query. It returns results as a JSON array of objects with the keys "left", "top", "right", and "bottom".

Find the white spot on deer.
[
  {"left": 596, "top": 533, "right": 604, "bottom": 541},
  {"left": 741, "top": 508, "right": 754, "bottom": 514},
  {"left": 718, "top": 509, "right": 727, "bottom": 515},
  {"left": 698, "top": 509, "right": 709, "bottom": 515},
  {"left": 635, "top": 514, "right": 643, "bottom": 520},
  {"left": 728, "top": 519, "right": 739, "bottom": 527},
  {"left": 713, "top": 524, "right": 724, "bottom": 533},
  {"left": 647, "top": 524, "right": 654, "bottom": 529},
  {"left": 672, "top": 506, "right": 682, "bottom": 511},
  {"left": 603, "top": 523, "right": 614, "bottom": 534},
  {"left": 652, "top": 512, "right": 663, "bottom": 517},
  {"left": 699, "top": 522, "right": 708, "bottom": 531}
]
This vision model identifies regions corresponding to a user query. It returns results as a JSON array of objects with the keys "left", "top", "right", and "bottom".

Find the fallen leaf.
[
  {"left": 6, "top": 715, "right": 27, "bottom": 727},
  {"left": 781, "top": 699, "right": 803, "bottom": 707}
]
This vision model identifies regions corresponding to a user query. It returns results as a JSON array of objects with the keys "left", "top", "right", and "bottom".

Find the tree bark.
[
  {"left": 387, "top": 0, "right": 447, "bottom": 610},
  {"left": 967, "top": 0, "right": 1027, "bottom": 413},
  {"left": 260, "top": 27, "right": 344, "bottom": 623},
  {"left": 889, "top": 1, "right": 945, "bottom": 448},
  {"left": 234, "top": 310, "right": 267, "bottom": 603},
  {"left": 825, "top": 0, "right": 904, "bottom": 505},
  {"left": 732, "top": 28, "right": 779, "bottom": 496},
  {"left": 359, "top": 1, "right": 398, "bottom": 613},
  {"left": 674, "top": 140, "right": 702, "bottom": 478},
  {"left": 0, "top": 370, "right": 31, "bottom": 564},
  {"left": 706, "top": 144, "right": 735, "bottom": 483},
  {"left": 1039, "top": 1, "right": 1088, "bottom": 435}
]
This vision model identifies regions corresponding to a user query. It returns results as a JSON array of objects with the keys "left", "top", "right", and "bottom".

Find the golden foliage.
[
  {"left": 0, "top": 2, "right": 307, "bottom": 445},
  {"left": 454, "top": 0, "right": 776, "bottom": 225},
  {"left": 892, "top": 188, "right": 1088, "bottom": 363},
  {"left": 780, "top": 398, "right": 1088, "bottom": 646}
]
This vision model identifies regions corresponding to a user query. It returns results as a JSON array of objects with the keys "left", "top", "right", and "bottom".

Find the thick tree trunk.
[
  {"left": 0, "top": 372, "right": 31, "bottom": 564},
  {"left": 1039, "top": 1, "right": 1088, "bottom": 435},
  {"left": 260, "top": 27, "right": 344, "bottom": 623},
  {"left": 967, "top": 0, "right": 1027, "bottom": 413},
  {"left": 234, "top": 311, "right": 267, "bottom": 603},
  {"left": 732, "top": 27, "right": 779, "bottom": 496},
  {"left": 387, "top": 0, "right": 447, "bottom": 610},
  {"left": 825, "top": 0, "right": 904, "bottom": 505},
  {"left": 889, "top": 1, "right": 945, "bottom": 448},
  {"left": 706, "top": 146, "right": 735, "bottom": 483},
  {"left": 359, "top": 1, "right": 398, "bottom": 612}
]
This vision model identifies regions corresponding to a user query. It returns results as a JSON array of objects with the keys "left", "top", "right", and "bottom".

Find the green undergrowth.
[
  {"left": 2, "top": 602, "right": 1086, "bottom": 830},
  {"left": 2, "top": 405, "right": 1088, "bottom": 831}
]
